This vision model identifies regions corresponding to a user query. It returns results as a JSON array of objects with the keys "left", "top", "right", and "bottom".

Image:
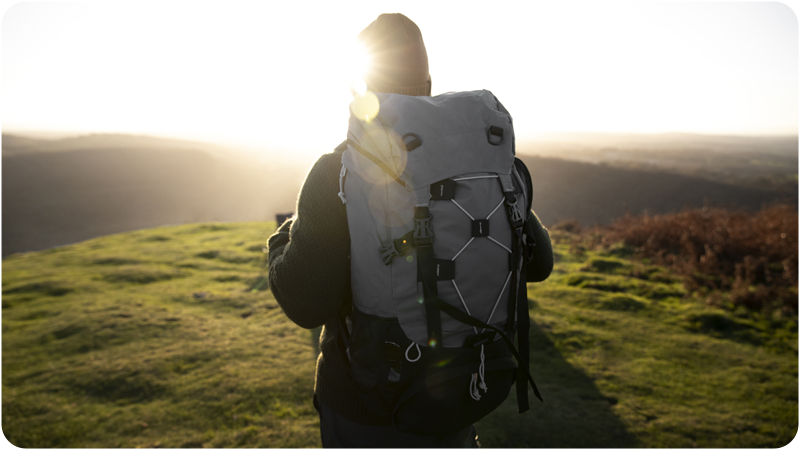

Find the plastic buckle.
[
  {"left": 380, "top": 243, "right": 402, "bottom": 265},
  {"left": 506, "top": 196, "right": 524, "bottom": 229},
  {"left": 414, "top": 216, "right": 434, "bottom": 247},
  {"left": 464, "top": 330, "right": 497, "bottom": 348}
]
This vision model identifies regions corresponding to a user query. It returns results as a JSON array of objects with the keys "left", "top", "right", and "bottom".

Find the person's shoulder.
[
  {"left": 306, "top": 141, "right": 347, "bottom": 180},
  {"left": 333, "top": 140, "right": 347, "bottom": 153},
  {"left": 318, "top": 140, "right": 347, "bottom": 161},
  {"left": 317, "top": 140, "right": 346, "bottom": 164}
]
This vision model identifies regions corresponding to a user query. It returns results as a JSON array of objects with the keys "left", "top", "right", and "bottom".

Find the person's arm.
[
  {"left": 525, "top": 209, "right": 554, "bottom": 282},
  {"left": 267, "top": 153, "right": 351, "bottom": 329}
]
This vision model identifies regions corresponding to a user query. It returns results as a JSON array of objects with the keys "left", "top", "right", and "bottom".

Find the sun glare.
[
  {"left": 349, "top": 41, "right": 370, "bottom": 81},
  {"left": 353, "top": 77, "right": 368, "bottom": 97}
]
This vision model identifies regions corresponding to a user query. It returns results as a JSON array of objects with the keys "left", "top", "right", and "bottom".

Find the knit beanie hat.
[{"left": 357, "top": 13, "right": 431, "bottom": 97}]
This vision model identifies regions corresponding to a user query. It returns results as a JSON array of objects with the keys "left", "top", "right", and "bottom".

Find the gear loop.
[{"left": 405, "top": 342, "right": 422, "bottom": 362}]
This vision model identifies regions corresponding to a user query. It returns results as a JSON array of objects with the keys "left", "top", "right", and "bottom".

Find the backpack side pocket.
[{"left": 348, "top": 307, "right": 414, "bottom": 413}]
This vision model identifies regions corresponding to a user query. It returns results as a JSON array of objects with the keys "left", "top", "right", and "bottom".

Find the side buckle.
[
  {"left": 380, "top": 242, "right": 402, "bottom": 265},
  {"left": 414, "top": 216, "right": 434, "bottom": 247},
  {"left": 506, "top": 196, "right": 524, "bottom": 229},
  {"left": 464, "top": 330, "right": 497, "bottom": 348}
]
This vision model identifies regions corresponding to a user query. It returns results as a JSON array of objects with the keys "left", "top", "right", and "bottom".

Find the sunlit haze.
[{"left": 2, "top": 1, "right": 798, "bottom": 164}]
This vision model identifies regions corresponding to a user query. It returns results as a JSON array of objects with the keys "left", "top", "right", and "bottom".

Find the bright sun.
[
  {"left": 349, "top": 41, "right": 370, "bottom": 96},
  {"left": 349, "top": 41, "right": 370, "bottom": 80}
]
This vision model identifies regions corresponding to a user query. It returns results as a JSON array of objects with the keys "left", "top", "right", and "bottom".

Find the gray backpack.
[{"left": 336, "top": 90, "right": 541, "bottom": 436}]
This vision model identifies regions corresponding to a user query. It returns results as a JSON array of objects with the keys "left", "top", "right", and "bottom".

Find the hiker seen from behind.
[{"left": 268, "top": 13, "right": 554, "bottom": 448}]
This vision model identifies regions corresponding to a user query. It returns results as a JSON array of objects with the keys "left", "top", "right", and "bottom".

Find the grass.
[
  {"left": 477, "top": 233, "right": 797, "bottom": 447},
  {"left": 3, "top": 222, "right": 318, "bottom": 448},
  {"left": 2, "top": 222, "right": 797, "bottom": 447}
]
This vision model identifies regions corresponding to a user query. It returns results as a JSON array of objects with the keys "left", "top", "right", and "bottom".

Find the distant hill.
[
  {"left": 520, "top": 132, "right": 798, "bottom": 158},
  {"left": 2, "top": 133, "right": 794, "bottom": 257},
  {"left": 518, "top": 132, "right": 798, "bottom": 192},
  {"left": 518, "top": 155, "right": 793, "bottom": 226},
  {"left": 2, "top": 133, "right": 224, "bottom": 156},
  {"left": 2, "top": 134, "right": 307, "bottom": 256}
]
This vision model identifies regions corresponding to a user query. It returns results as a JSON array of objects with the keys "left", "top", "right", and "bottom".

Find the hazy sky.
[{"left": 2, "top": 1, "right": 798, "bottom": 161}]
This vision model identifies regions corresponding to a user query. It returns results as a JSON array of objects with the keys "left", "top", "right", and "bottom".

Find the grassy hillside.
[
  {"left": 2, "top": 222, "right": 317, "bottom": 447},
  {"left": 2, "top": 221, "right": 797, "bottom": 447}
]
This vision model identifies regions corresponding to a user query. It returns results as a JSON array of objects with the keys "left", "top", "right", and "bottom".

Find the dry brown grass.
[{"left": 560, "top": 205, "right": 798, "bottom": 315}]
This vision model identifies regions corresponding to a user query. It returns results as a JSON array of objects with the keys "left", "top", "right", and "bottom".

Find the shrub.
[{"left": 578, "top": 205, "right": 797, "bottom": 315}]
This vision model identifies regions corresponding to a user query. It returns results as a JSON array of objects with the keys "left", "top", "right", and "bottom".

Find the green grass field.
[{"left": 2, "top": 223, "right": 797, "bottom": 447}]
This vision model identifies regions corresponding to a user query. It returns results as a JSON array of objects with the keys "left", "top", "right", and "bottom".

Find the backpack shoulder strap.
[
  {"left": 513, "top": 158, "right": 539, "bottom": 261},
  {"left": 513, "top": 158, "right": 533, "bottom": 213}
]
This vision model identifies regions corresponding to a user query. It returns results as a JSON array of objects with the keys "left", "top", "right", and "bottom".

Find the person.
[{"left": 267, "top": 13, "right": 554, "bottom": 448}]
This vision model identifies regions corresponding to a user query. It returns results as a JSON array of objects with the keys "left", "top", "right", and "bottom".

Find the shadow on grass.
[
  {"left": 304, "top": 319, "right": 635, "bottom": 447},
  {"left": 477, "top": 321, "right": 637, "bottom": 448}
]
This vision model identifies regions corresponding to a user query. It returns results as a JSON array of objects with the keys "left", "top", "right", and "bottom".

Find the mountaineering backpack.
[{"left": 336, "top": 90, "right": 542, "bottom": 436}]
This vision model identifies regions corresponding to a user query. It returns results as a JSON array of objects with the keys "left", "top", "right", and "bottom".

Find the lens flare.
[
  {"left": 350, "top": 91, "right": 379, "bottom": 122},
  {"left": 351, "top": 124, "right": 409, "bottom": 188},
  {"left": 428, "top": 339, "right": 437, "bottom": 348}
]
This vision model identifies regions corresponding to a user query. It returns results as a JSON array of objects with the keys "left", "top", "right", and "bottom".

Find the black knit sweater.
[{"left": 267, "top": 142, "right": 554, "bottom": 426}]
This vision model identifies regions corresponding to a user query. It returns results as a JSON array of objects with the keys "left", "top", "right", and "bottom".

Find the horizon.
[
  {"left": 5, "top": 128, "right": 799, "bottom": 144},
  {"left": 2, "top": 2, "right": 798, "bottom": 161},
  {"left": 5, "top": 128, "right": 798, "bottom": 168}
]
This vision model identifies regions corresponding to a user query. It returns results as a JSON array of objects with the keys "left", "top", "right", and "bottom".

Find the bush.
[{"left": 581, "top": 205, "right": 797, "bottom": 315}]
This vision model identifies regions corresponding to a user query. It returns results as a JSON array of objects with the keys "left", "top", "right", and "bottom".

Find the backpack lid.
[{"left": 346, "top": 90, "right": 515, "bottom": 190}]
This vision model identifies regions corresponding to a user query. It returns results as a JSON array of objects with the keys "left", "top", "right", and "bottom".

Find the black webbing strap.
[
  {"left": 418, "top": 250, "right": 443, "bottom": 348},
  {"left": 509, "top": 231, "right": 530, "bottom": 412},
  {"left": 502, "top": 173, "right": 536, "bottom": 412},
  {"left": 415, "top": 207, "right": 442, "bottom": 348},
  {"left": 507, "top": 229, "right": 518, "bottom": 336},
  {"left": 416, "top": 264, "right": 543, "bottom": 403},
  {"left": 347, "top": 139, "right": 406, "bottom": 188},
  {"left": 516, "top": 260, "right": 532, "bottom": 410}
]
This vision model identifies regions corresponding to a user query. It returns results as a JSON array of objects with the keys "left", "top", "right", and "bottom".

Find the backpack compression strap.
[
  {"left": 414, "top": 207, "right": 443, "bottom": 348},
  {"left": 414, "top": 206, "right": 543, "bottom": 408},
  {"left": 509, "top": 200, "right": 534, "bottom": 412},
  {"left": 499, "top": 172, "right": 536, "bottom": 413}
]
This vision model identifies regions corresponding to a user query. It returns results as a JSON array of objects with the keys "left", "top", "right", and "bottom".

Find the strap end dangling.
[{"left": 469, "top": 373, "right": 482, "bottom": 401}]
